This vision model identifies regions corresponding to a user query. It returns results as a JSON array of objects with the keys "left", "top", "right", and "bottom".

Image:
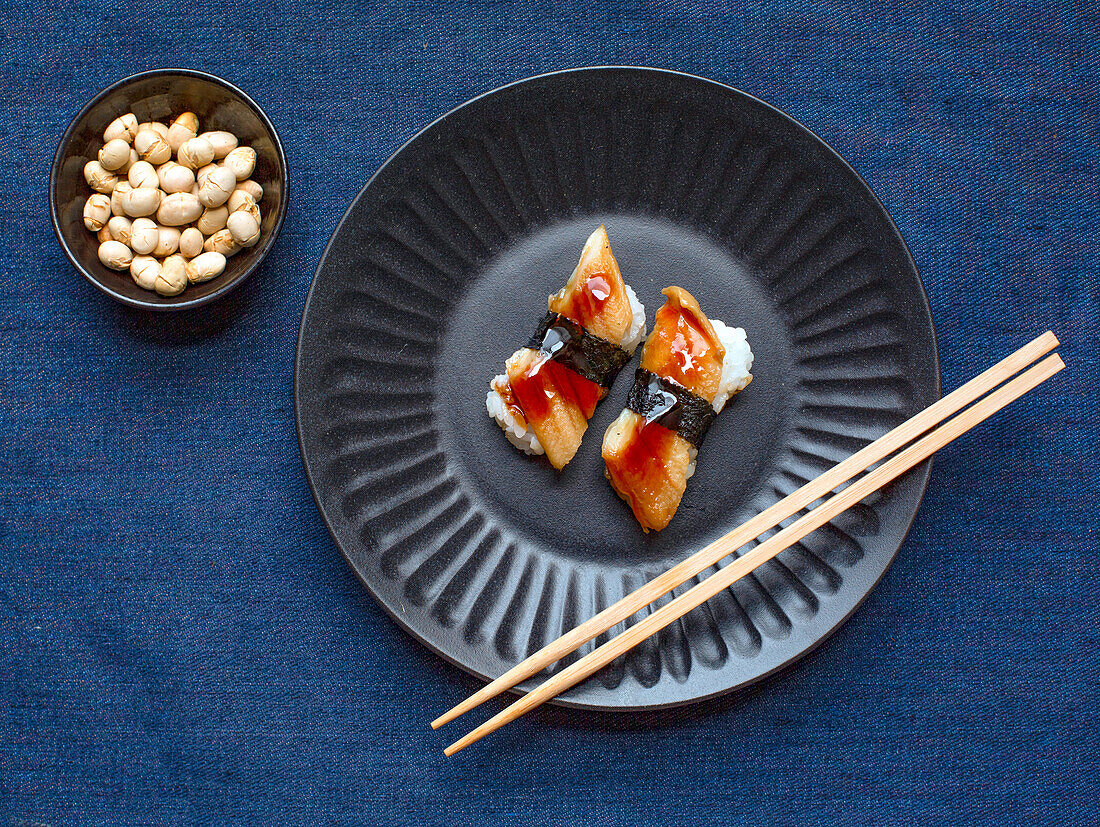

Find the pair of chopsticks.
[{"left": 434, "top": 331, "right": 1064, "bottom": 755}]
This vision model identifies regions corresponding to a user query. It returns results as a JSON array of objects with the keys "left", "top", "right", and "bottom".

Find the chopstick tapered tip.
[
  {"left": 433, "top": 677, "right": 523, "bottom": 729},
  {"left": 444, "top": 714, "right": 505, "bottom": 755},
  {"left": 434, "top": 341, "right": 1067, "bottom": 756},
  {"left": 443, "top": 739, "right": 467, "bottom": 757},
  {"left": 432, "top": 694, "right": 483, "bottom": 729}
]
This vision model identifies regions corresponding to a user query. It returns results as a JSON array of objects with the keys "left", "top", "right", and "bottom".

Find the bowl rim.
[{"left": 50, "top": 67, "right": 289, "bottom": 312}]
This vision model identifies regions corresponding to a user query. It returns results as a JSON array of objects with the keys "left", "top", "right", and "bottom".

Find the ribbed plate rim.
[{"left": 294, "top": 66, "right": 940, "bottom": 712}]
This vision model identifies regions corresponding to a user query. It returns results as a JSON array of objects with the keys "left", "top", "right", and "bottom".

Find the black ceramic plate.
[{"left": 296, "top": 68, "right": 938, "bottom": 710}]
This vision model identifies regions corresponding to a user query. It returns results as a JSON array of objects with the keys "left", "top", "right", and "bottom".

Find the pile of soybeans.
[{"left": 81, "top": 111, "right": 264, "bottom": 297}]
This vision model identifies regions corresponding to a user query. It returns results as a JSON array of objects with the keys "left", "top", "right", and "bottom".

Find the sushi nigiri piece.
[
  {"left": 487, "top": 226, "right": 646, "bottom": 469},
  {"left": 602, "top": 286, "right": 753, "bottom": 531}
]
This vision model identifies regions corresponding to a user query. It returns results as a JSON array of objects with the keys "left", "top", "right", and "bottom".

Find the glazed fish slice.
[
  {"left": 487, "top": 226, "right": 646, "bottom": 469},
  {"left": 603, "top": 287, "right": 753, "bottom": 531},
  {"left": 547, "top": 225, "right": 636, "bottom": 343}
]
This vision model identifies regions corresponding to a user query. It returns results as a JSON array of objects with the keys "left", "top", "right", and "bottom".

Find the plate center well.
[{"left": 435, "top": 214, "right": 795, "bottom": 570}]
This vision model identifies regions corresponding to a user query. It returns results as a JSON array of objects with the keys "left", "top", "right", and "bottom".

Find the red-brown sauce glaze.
[
  {"left": 551, "top": 271, "right": 612, "bottom": 331},
  {"left": 508, "top": 353, "right": 603, "bottom": 425},
  {"left": 615, "top": 418, "right": 679, "bottom": 485},
  {"left": 491, "top": 376, "right": 527, "bottom": 429},
  {"left": 641, "top": 298, "right": 724, "bottom": 398}
]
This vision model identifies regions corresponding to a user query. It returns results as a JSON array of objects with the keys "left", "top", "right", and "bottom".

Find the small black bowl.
[{"left": 51, "top": 69, "right": 288, "bottom": 311}]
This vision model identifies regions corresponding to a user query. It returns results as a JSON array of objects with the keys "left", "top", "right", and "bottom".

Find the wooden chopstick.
[
  {"left": 432, "top": 331, "right": 1060, "bottom": 730},
  {"left": 443, "top": 352, "right": 1065, "bottom": 755}
]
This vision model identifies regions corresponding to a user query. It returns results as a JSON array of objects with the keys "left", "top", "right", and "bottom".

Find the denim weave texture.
[{"left": 1, "top": 1, "right": 1097, "bottom": 824}]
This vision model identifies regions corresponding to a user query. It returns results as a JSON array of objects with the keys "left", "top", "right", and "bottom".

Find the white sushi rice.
[
  {"left": 620, "top": 284, "right": 647, "bottom": 355},
  {"left": 486, "top": 374, "right": 544, "bottom": 456},
  {"left": 487, "top": 289, "right": 647, "bottom": 456},
  {"left": 685, "top": 445, "right": 699, "bottom": 480},
  {"left": 709, "top": 319, "right": 754, "bottom": 413}
]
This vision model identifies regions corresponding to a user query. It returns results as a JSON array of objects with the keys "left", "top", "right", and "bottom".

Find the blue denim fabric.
[{"left": 1, "top": 1, "right": 1097, "bottom": 824}]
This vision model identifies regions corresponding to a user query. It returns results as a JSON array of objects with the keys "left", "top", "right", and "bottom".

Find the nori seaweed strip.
[
  {"left": 526, "top": 311, "right": 631, "bottom": 389},
  {"left": 625, "top": 368, "right": 717, "bottom": 448}
]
